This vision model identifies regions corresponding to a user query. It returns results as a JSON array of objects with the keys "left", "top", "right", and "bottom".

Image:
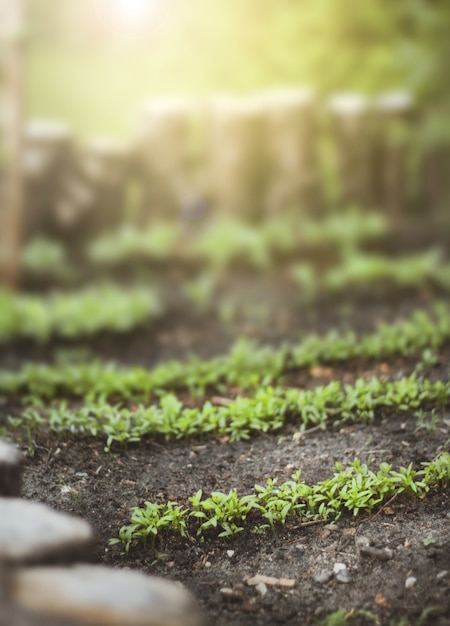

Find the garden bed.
[{"left": 1, "top": 278, "right": 450, "bottom": 626}]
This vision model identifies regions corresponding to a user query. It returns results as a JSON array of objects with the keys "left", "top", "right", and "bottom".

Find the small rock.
[
  {"left": 333, "top": 562, "right": 347, "bottom": 574},
  {"left": 335, "top": 569, "right": 352, "bottom": 584},
  {"left": 12, "top": 565, "right": 203, "bottom": 626},
  {"left": 325, "top": 524, "right": 339, "bottom": 532},
  {"left": 436, "top": 570, "right": 448, "bottom": 580},
  {"left": 226, "top": 550, "right": 235, "bottom": 558},
  {"left": 0, "top": 498, "right": 94, "bottom": 565},
  {"left": 313, "top": 571, "right": 333, "bottom": 584},
  {"left": 255, "top": 583, "right": 267, "bottom": 597},
  {"left": 0, "top": 439, "right": 23, "bottom": 497},
  {"left": 405, "top": 576, "right": 417, "bottom": 589},
  {"left": 355, "top": 535, "right": 370, "bottom": 547}
]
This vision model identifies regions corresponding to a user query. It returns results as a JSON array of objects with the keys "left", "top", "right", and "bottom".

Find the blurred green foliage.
[{"left": 26, "top": 0, "right": 450, "bottom": 137}]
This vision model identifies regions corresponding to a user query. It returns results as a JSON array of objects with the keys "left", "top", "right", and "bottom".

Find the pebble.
[
  {"left": 325, "top": 524, "right": 339, "bottom": 532},
  {"left": 313, "top": 571, "right": 333, "bottom": 584},
  {"left": 405, "top": 576, "right": 417, "bottom": 589},
  {"left": 0, "top": 498, "right": 95, "bottom": 565},
  {"left": 335, "top": 569, "right": 352, "bottom": 584},
  {"left": 12, "top": 565, "right": 203, "bottom": 626},
  {"left": 333, "top": 563, "right": 352, "bottom": 584},
  {"left": 0, "top": 439, "right": 23, "bottom": 497},
  {"left": 436, "top": 570, "right": 448, "bottom": 580},
  {"left": 255, "top": 582, "right": 267, "bottom": 597},
  {"left": 333, "top": 562, "right": 347, "bottom": 574},
  {"left": 226, "top": 550, "right": 235, "bottom": 558},
  {"left": 355, "top": 535, "right": 370, "bottom": 547}
]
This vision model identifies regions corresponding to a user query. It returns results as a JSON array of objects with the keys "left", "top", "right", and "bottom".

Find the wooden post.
[
  {"left": 136, "top": 96, "right": 200, "bottom": 222},
  {"left": 208, "top": 95, "right": 269, "bottom": 222},
  {"left": 328, "top": 92, "right": 374, "bottom": 210},
  {"left": 0, "top": 0, "right": 25, "bottom": 288},
  {"left": 259, "top": 88, "right": 319, "bottom": 216},
  {"left": 374, "top": 91, "right": 414, "bottom": 222},
  {"left": 23, "top": 120, "right": 74, "bottom": 240},
  {"left": 75, "top": 137, "right": 132, "bottom": 237}
]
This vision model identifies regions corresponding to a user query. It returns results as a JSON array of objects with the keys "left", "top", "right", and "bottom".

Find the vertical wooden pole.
[
  {"left": 0, "top": 0, "right": 25, "bottom": 288},
  {"left": 261, "top": 88, "right": 319, "bottom": 217},
  {"left": 328, "top": 92, "right": 373, "bottom": 211},
  {"left": 374, "top": 91, "right": 414, "bottom": 224},
  {"left": 209, "top": 95, "right": 268, "bottom": 222}
]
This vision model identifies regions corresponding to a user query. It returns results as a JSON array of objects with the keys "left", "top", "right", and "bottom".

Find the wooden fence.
[{"left": 18, "top": 88, "right": 450, "bottom": 248}]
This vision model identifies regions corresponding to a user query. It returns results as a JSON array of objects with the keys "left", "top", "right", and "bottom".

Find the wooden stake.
[{"left": 0, "top": 0, "right": 25, "bottom": 288}]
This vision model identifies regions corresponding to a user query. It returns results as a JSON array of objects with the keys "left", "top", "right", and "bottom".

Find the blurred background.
[
  {"left": 25, "top": 0, "right": 450, "bottom": 137},
  {"left": 0, "top": 0, "right": 449, "bottom": 356}
]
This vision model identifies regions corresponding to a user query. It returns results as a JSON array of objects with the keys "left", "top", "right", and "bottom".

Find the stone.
[
  {"left": 0, "top": 439, "right": 22, "bottom": 497},
  {"left": 313, "top": 571, "right": 333, "bottom": 585},
  {"left": 12, "top": 565, "right": 203, "bottom": 626},
  {"left": 405, "top": 576, "right": 417, "bottom": 589},
  {"left": 333, "top": 562, "right": 347, "bottom": 574},
  {"left": 0, "top": 498, "right": 95, "bottom": 565},
  {"left": 333, "top": 562, "right": 352, "bottom": 583},
  {"left": 335, "top": 569, "right": 352, "bottom": 584}
]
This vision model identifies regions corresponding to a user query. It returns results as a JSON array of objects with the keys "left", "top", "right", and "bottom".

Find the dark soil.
[{"left": 2, "top": 283, "right": 450, "bottom": 626}]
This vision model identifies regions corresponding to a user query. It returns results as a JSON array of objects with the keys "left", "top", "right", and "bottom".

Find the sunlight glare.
[{"left": 96, "top": 0, "right": 164, "bottom": 38}]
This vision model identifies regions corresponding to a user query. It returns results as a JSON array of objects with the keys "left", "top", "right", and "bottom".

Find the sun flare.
[{"left": 95, "top": 0, "right": 163, "bottom": 38}]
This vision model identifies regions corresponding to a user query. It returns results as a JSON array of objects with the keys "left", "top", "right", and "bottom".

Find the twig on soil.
[{"left": 289, "top": 519, "right": 329, "bottom": 532}]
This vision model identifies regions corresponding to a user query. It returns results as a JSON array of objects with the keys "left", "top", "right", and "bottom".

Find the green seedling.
[
  {"left": 111, "top": 452, "right": 450, "bottom": 551},
  {"left": 0, "top": 284, "right": 163, "bottom": 343},
  {"left": 7, "top": 375, "right": 450, "bottom": 451},
  {"left": 422, "top": 533, "right": 436, "bottom": 546},
  {"left": 414, "top": 408, "right": 439, "bottom": 433},
  {"left": 1, "top": 304, "right": 449, "bottom": 401}
]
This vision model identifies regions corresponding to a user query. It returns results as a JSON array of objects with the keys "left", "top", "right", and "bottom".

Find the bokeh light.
[{"left": 94, "top": 0, "right": 165, "bottom": 39}]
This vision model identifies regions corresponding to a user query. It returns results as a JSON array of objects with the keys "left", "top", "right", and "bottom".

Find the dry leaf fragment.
[
  {"left": 375, "top": 593, "right": 389, "bottom": 607},
  {"left": 310, "top": 366, "right": 334, "bottom": 378}
]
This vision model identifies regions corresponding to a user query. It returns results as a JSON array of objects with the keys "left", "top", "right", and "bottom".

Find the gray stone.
[
  {"left": 405, "top": 576, "right": 417, "bottom": 589},
  {"left": 333, "top": 563, "right": 352, "bottom": 583},
  {"left": 0, "top": 498, "right": 95, "bottom": 565},
  {"left": 313, "top": 571, "right": 333, "bottom": 584},
  {"left": 12, "top": 565, "right": 204, "bottom": 626},
  {"left": 0, "top": 439, "right": 23, "bottom": 497},
  {"left": 335, "top": 569, "right": 352, "bottom": 584}
]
